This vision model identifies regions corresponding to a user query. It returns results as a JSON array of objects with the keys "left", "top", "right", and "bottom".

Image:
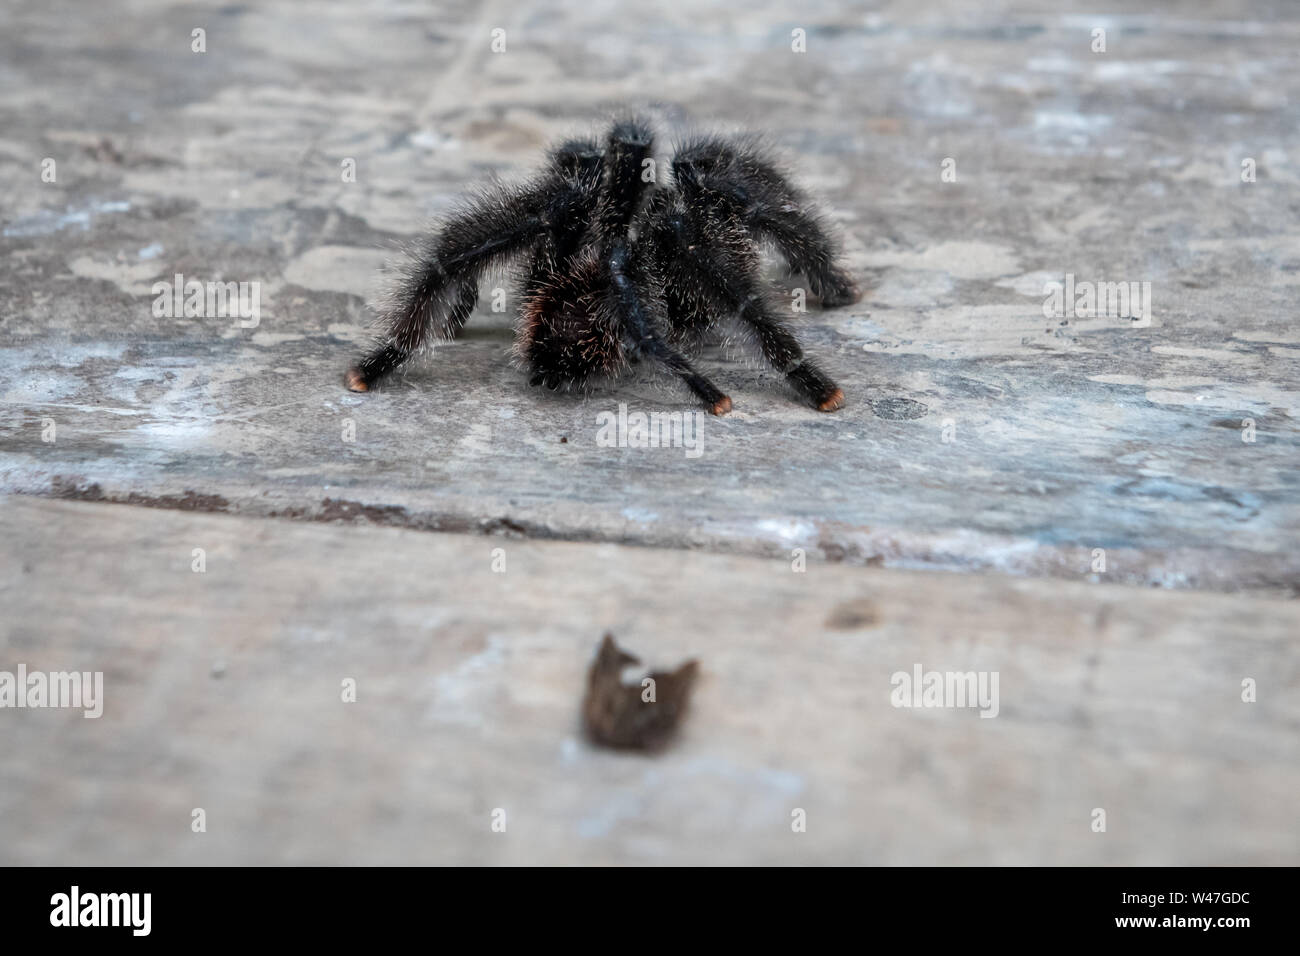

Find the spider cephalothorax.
[{"left": 345, "top": 117, "right": 859, "bottom": 414}]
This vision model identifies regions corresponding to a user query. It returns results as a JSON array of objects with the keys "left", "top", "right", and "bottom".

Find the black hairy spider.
[{"left": 345, "top": 116, "right": 859, "bottom": 414}]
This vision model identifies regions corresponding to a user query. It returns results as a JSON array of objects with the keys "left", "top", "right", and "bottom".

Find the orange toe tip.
[
  {"left": 710, "top": 395, "right": 733, "bottom": 416},
  {"left": 818, "top": 388, "right": 845, "bottom": 412},
  {"left": 344, "top": 368, "right": 369, "bottom": 392}
]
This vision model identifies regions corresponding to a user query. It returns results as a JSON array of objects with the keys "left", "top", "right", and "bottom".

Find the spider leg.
[
  {"left": 551, "top": 137, "right": 605, "bottom": 185},
  {"left": 345, "top": 180, "right": 558, "bottom": 391},
  {"left": 737, "top": 293, "right": 844, "bottom": 411},
  {"left": 594, "top": 117, "right": 656, "bottom": 244},
  {"left": 444, "top": 277, "right": 479, "bottom": 338},
  {"left": 597, "top": 118, "right": 732, "bottom": 415},
  {"left": 518, "top": 138, "right": 607, "bottom": 310},
  {"left": 673, "top": 135, "right": 859, "bottom": 306},
  {"left": 608, "top": 244, "right": 731, "bottom": 415},
  {"left": 647, "top": 197, "right": 844, "bottom": 412}
]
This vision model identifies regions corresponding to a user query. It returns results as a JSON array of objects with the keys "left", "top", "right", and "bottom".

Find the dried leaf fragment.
[{"left": 582, "top": 634, "right": 699, "bottom": 751}]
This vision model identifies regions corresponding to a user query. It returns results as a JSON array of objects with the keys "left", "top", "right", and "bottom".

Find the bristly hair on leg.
[
  {"left": 671, "top": 130, "right": 860, "bottom": 306},
  {"left": 347, "top": 178, "right": 555, "bottom": 391}
]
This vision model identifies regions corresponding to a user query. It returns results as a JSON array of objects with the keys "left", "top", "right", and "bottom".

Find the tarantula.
[{"left": 344, "top": 116, "right": 859, "bottom": 414}]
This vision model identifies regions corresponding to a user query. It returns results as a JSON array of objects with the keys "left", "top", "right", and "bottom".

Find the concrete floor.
[{"left": 1, "top": 0, "right": 1297, "bottom": 864}]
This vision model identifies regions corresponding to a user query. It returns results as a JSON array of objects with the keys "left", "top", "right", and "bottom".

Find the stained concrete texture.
[
  {"left": 1, "top": 0, "right": 1298, "bottom": 865},
  {"left": 1, "top": 1, "right": 1297, "bottom": 590},
  {"left": 2, "top": 496, "right": 1296, "bottom": 865}
]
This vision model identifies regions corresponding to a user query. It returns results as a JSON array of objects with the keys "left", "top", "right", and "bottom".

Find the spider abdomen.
[{"left": 515, "top": 250, "right": 625, "bottom": 391}]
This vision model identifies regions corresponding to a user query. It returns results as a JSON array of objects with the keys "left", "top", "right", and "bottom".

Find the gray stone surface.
[
  {"left": 2, "top": 496, "right": 1296, "bottom": 865},
  {"left": 2, "top": 1, "right": 1298, "bottom": 590},
  {"left": 1, "top": 0, "right": 1298, "bottom": 865}
]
